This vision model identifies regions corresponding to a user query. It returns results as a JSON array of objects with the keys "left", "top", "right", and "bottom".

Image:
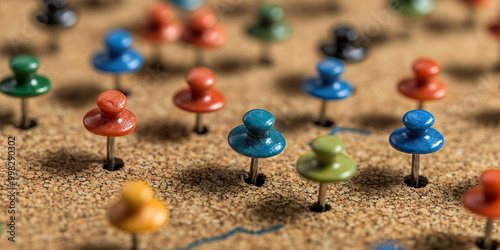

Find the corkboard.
[{"left": 1, "top": 0, "right": 500, "bottom": 249}]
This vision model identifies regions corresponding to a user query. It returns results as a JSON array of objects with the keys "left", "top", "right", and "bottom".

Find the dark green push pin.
[
  {"left": 247, "top": 3, "right": 291, "bottom": 66},
  {"left": 296, "top": 135, "right": 356, "bottom": 212},
  {"left": 0, "top": 55, "right": 51, "bottom": 129},
  {"left": 389, "top": 0, "right": 434, "bottom": 38}
]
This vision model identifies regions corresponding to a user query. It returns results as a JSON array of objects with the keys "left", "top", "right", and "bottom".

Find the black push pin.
[
  {"left": 34, "top": 0, "right": 77, "bottom": 53},
  {"left": 320, "top": 26, "right": 367, "bottom": 63}
]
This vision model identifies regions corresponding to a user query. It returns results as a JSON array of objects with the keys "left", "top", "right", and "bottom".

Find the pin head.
[
  {"left": 121, "top": 181, "right": 153, "bottom": 209},
  {"left": 243, "top": 109, "right": 274, "bottom": 137},
  {"left": 463, "top": 169, "right": 500, "bottom": 219},
  {"left": 186, "top": 67, "right": 215, "bottom": 94},
  {"left": 43, "top": 0, "right": 66, "bottom": 13},
  {"left": 318, "top": 58, "right": 344, "bottom": 85},
  {"left": 188, "top": 8, "right": 217, "bottom": 31},
  {"left": 258, "top": 4, "right": 285, "bottom": 23},
  {"left": 402, "top": 109, "right": 434, "bottom": 134},
  {"left": 334, "top": 26, "right": 359, "bottom": 42},
  {"left": 10, "top": 55, "right": 39, "bottom": 77},
  {"left": 97, "top": 90, "right": 127, "bottom": 117},
  {"left": 481, "top": 169, "right": 500, "bottom": 199},
  {"left": 310, "top": 135, "right": 344, "bottom": 163},
  {"left": 105, "top": 29, "right": 133, "bottom": 56},
  {"left": 413, "top": 58, "right": 440, "bottom": 80},
  {"left": 150, "top": 2, "right": 176, "bottom": 24}
]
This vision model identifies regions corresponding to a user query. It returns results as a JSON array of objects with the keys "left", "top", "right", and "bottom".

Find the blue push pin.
[
  {"left": 92, "top": 29, "right": 144, "bottom": 96},
  {"left": 389, "top": 110, "right": 443, "bottom": 188},
  {"left": 228, "top": 109, "right": 286, "bottom": 186},
  {"left": 302, "top": 58, "right": 353, "bottom": 127},
  {"left": 165, "top": 0, "right": 204, "bottom": 11}
]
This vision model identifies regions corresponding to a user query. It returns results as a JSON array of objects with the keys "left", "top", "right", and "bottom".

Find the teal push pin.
[
  {"left": 0, "top": 55, "right": 51, "bottom": 129},
  {"left": 296, "top": 135, "right": 356, "bottom": 212},
  {"left": 228, "top": 109, "right": 286, "bottom": 186}
]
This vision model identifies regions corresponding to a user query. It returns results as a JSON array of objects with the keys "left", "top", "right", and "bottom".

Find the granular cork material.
[{"left": 0, "top": 0, "right": 500, "bottom": 249}]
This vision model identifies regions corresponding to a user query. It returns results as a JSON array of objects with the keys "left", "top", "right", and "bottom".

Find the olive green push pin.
[
  {"left": 296, "top": 135, "right": 356, "bottom": 212},
  {"left": 0, "top": 55, "right": 51, "bottom": 129}
]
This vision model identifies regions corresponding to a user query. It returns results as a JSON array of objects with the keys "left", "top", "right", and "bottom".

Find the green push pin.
[
  {"left": 296, "top": 135, "right": 356, "bottom": 212},
  {"left": 389, "top": 0, "right": 434, "bottom": 38},
  {"left": 0, "top": 55, "right": 51, "bottom": 129},
  {"left": 247, "top": 3, "right": 291, "bottom": 66}
]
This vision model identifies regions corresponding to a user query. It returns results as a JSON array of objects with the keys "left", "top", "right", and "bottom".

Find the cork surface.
[{"left": 1, "top": 0, "right": 500, "bottom": 249}]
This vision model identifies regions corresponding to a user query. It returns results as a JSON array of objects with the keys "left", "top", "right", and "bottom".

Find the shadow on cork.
[
  {"left": 134, "top": 120, "right": 191, "bottom": 142},
  {"left": 473, "top": 109, "right": 500, "bottom": 127},
  {"left": 52, "top": 82, "right": 105, "bottom": 108},
  {"left": 355, "top": 113, "right": 401, "bottom": 131},
  {"left": 37, "top": 148, "right": 101, "bottom": 174}
]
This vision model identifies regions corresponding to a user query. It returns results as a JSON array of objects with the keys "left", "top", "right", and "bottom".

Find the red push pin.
[
  {"left": 181, "top": 7, "right": 225, "bottom": 67},
  {"left": 463, "top": 169, "right": 500, "bottom": 249},
  {"left": 83, "top": 91, "right": 137, "bottom": 171},
  {"left": 173, "top": 68, "right": 225, "bottom": 134},
  {"left": 140, "top": 2, "right": 182, "bottom": 66},
  {"left": 397, "top": 58, "right": 447, "bottom": 110},
  {"left": 458, "top": 0, "right": 493, "bottom": 28}
]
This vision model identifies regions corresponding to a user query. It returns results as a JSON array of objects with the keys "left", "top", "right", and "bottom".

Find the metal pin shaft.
[
  {"left": 106, "top": 137, "right": 116, "bottom": 171},
  {"left": 195, "top": 49, "right": 204, "bottom": 67},
  {"left": 317, "top": 100, "right": 328, "bottom": 126},
  {"left": 131, "top": 234, "right": 138, "bottom": 250},
  {"left": 153, "top": 44, "right": 161, "bottom": 65},
  {"left": 249, "top": 157, "right": 260, "bottom": 186},
  {"left": 195, "top": 113, "right": 203, "bottom": 134},
  {"left": 259, "top": 42, "right": 271, "bottom": 65},
  {"left": 318, "top": 183, "right": 328, "bottom": 212},
  {"left": 484, "top": 219, "right": 494, "bottom": 249},
  {"left": 20, "top": 98, "right": 30, "bottom": 129},
  {"left": 410, "top": 154, "right": 420, "bottom": 188},
  {"left": 114, "top": 74, "right": 121, "bottom": 92},
  {"left": 417, "top": 101, "right": 423, "bottom": 110}
]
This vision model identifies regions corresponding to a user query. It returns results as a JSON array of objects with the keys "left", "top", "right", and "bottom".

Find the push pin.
[
  {"left": 302, "top": 58, "right": 353, "bottom": 127},
  {"left": 463, "top": 169, "right": 500, "bottom": 250},
  {"left": 228, "top": 109, "right": 286, "bottom": 186},
  {"left": 389, "top": 0, "right": 434, "bottom": 38},
  {"left": 389, "top": 110, "right": 443, "bottom": 188},
  {"left": 488, "top": 19, "right": 500, "bottom": 71},
  {"left": 108, "top": 181, "right": 168, "bottom": 250},
  {"left": 0, "top": 55, "right": 51, "bottom": 129},
  {"left": 166, "top": 0, "right": 205, "bottom": 11},
  {"left": 140, "top": 2, "right": 182, "bottom": 68},
  {"left": 92, "top": 29, "right": 144, "bottom": 96},
  {"left": 459, "top": 0, "right": 492, "bottom": 28},
  {"left": 34, "top": 0, "right": 77, "bottom": 52},
  {"left": 296, "top": 135, "right": 356, "bottom": 212},
  {"left": 397, "top": 58, "right": 447, "bottom": 110},
  {"left": 173, "top": 68, "right": 225, "bottom": 135},
  {"left": 181, "top": 8, "right": 225, "bottom": 67},
  {"left": 247, "top": 3, "right": 291, "bottom": 66},
  {"left": 320, "top": 26, "right": 367, "bottom": 62},
  {"left": 83, "top": 90, "right": 137, "bottom": 171}
]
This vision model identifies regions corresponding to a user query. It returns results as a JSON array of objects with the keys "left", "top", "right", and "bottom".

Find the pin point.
[
  {"left": 108, "top": 181, "right": 168, "bottom": 250},
  {"left": 92, "top": 29, "right": 144, "bottom": 95},
  {"left": 397, "top": 58, "right": 447, "bottom": 110},
  {"left": 83, "top": 91, "right": 137, "bottom": 171},
  {"left": 463, "top": 169, "right": 500, "bottom": 249},
  {"left": 174, "top": 68, "right": 225, "bottom": 134},
  {"left": 228, "top": 109, "right": 286, "bottom": 186},
  {"left": 389, "top": 110, "right": 443, "bottom": 188},
  {"left": 302, "top": 58, "right": 353, "bottom": 127},
  {"left": 296, "top": 135, "right": 356, "bottom": 212},
  {"left": 0, "top": 55, "right": 51, "bottom": 129}
]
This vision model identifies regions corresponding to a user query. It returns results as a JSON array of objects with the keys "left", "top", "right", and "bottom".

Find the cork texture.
[{"left": 1, "top": 0, "right": 500, "bottom": 249}]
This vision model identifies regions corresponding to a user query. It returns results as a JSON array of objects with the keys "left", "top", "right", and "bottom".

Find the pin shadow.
[
  {"left": 52, "top": 82, "right": 105, "bottom": 108},
  {"left": 273, "top": 113, "right": 316, "bottom": 133},
  {"left": 250, "top": 198, "right": 309, "bottom": 222},
  {"left": 0, "top": 110, "right": 14, "bottom": 129},
  {"left": 170, "top": 165, "right": 247, "bottom": 195},
  {"left": 444, "top": 65, "right": 486, "bottom": 81},
  {"left": 73, "top": 0, "right": 123, "bottom": 11},
  {"left": 211, "top": 56, "right": 257, "bottom": 74},
  {"left": 77, "top": 243, "right": 126, "bottom": 250},
  {"left": 286, "top": 1, "right": 341, "bottom": 18},
  {"left": 473, "top": 109, "right": 500, "bottom": 127},
  {"left": 423, "top": 18, "right": 460, "bottom": 34},
  {"left": 348, "top": 165, "right": 402, "bottom": 194},
  {"left": 355, "top": 113, "right": 401, "bottom": 131},
  {"left": 38, "top": 149, "right": 101, "bottom": 174},
  {"left": 274, "top": 73, "right": 307, "bottom": 96},
  {"left": 409, "top": 232, "right": 473, "bottom": 250},
  {"left": 0, "top": 42, "right": 38, "bottom": 57},
  {"left": 134, "top": 120, "right": 191, "bottom": 142}
]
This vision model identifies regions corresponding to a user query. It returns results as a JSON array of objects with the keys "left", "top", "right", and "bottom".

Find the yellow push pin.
[{"left": 108, "top": 182, "right": 168, "bottom": 250}]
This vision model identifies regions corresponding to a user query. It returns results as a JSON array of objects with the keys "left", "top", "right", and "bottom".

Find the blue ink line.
[
  {"left": 330, "top": 127, "right": 371, "bottom": 136},
  {"left": 163, "top": 224, "right": 284, "bottom": 250}
]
